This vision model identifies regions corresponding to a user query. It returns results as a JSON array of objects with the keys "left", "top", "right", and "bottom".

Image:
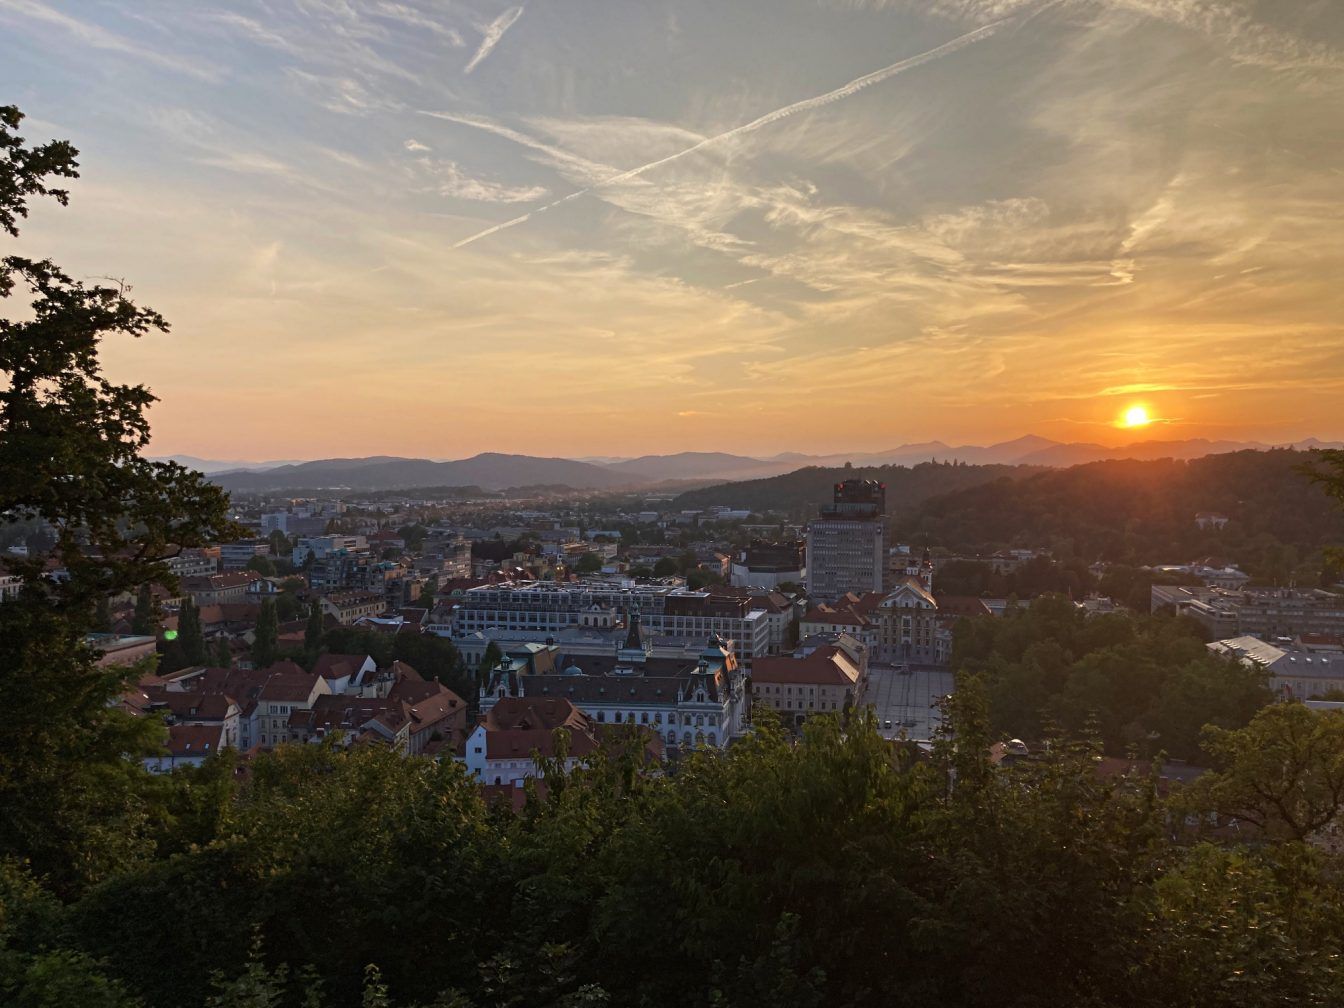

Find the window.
[{"left": 474, "top": 746, "right": 482, "bottom": 754}]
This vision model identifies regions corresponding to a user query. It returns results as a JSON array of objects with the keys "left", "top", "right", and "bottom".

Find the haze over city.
[{"left": 2, "top": 0, "right": 1341, "bottom": 459}]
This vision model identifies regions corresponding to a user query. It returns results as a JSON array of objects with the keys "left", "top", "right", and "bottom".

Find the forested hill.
[
  {"left": 671, "top": 461, "right": 1041, "bottom": 519},
  {"left": 896, "top": 449, "right": 1344, "bottom": 575}
]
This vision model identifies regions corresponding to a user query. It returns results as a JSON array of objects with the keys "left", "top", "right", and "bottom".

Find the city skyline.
[{"left": 3, "top": 0, "right": 1342, "bottom": 458}]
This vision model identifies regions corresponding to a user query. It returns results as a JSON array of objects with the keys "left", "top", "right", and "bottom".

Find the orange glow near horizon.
[{"left": 5, "top": 2, "right": 1343, "bottom": 461}]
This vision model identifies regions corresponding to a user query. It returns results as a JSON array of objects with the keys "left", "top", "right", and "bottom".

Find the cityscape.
[{"left": 4, "top": 2, "right": 1344, "bottom": 1006}]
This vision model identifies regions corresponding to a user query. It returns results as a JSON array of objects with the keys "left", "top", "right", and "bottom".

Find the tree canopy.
[{"left": 0, "top": 105, "right": 240, "bottom": 891}]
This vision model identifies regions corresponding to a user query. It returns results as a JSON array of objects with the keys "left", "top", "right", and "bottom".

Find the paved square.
[{"left": 863, "top": 663, "right": 955, "bottom": 742}]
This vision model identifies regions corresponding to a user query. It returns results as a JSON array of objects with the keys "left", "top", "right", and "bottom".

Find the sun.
[{"left": 1121, "top": 404, "right": 1151, "bottom": 429}]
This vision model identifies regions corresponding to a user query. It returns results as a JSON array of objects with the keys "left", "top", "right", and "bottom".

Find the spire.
[{"left": 623, "top": 608, "right": 642, "bottom": 652}]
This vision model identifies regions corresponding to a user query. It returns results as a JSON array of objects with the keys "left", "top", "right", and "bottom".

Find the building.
[
  {"left": 876, "top": 581, "right": 993, "bottom": 665},
  {"left": 287, "top": 663, "right": 467, "bottom": 755},
  {"left": 464, "top": 696, "right": 662, "bottom": 787},
  {"left": 89, "top": 633, "right": 158, "bottom": 667},
  {"left": 181, "top": 571, "right": 262, "bottom": 607},
  {"left": 1195, "top": 512, "right": 1230, "bottom": 530},
  {"left": 1153, "top": 585, "right": 1344, "bottom": 641},
  {"left": 168, "top": 547, "right": 219, "bottom": 579},
  {"left": 1208, "top": 635, "right": 1344, "bottom": 701},
  {"left": 443, "top": 579, "right": 773, "bottom": 668},
  {"left": 479, "top": 624, "right": 750, "bottom": 751},
  {"left": 800, "top": 592, "right": 884, "bottom": 654},
  {"left": 218, "top": 540, "right": 271, "bottom": 570},
  {"left": 163, "top": 661, "right": 331, "bottom": 750},
  {"left": 805, "top": 479, "right": 886, "bottom": 603},
  {"left": 750, "top": 638, "right": 866, "bottom": 727},
  {"left": 292, "top": 535, "right": 369, "bottom": 567},
  {"left": 418, "top": 532, "right": 472, "bottom": 580},
  {"left": 143, "top": 723, "right": 226, "bottom": 773},
  {"left": 887, "top": 544, "right": 934, "bottom": 592},
  {"left": 311, "top": 653, "right": 384, "bottom": 696},
  {"left": 1152, "top": 562, "right": 1251, "bottom": 590},
  {"left": 730, "top": 539, "right": 805, "bottom": 590},
  {"left": 140, "top": 689, "right": 243, "bottom": 749},
  {"left": 321, "top": 590, "right": 386, "bottom": 625}
]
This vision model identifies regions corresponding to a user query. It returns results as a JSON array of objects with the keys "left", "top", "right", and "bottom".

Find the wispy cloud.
[
  {"left": 413, "top": 156, "right": 549, "bottom": 202},
  {"left": 0, "top": 0, "right": 218, "bottom": 78},
  {"left": 464, "top": 5, "right": 524, "bottom": 73},
  {"left": 446, "top": 17, "right": 1012, "bottom": 247}
]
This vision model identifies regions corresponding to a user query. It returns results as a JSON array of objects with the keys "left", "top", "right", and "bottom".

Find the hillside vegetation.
[
  {"left": 896, "top": 449, "right": 1343, "bottom": 581},
  {"left": 672, "top": 460, "right": 1039, "bottom": 520}
]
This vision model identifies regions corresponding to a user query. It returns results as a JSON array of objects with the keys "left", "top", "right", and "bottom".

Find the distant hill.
[
  {"left": 150, "top": 455, "right": 306, "bottom": 474},
  {"left": 1010, "top": 437, "right": 1341, "bottom": 468},
  {"left": 193, "top": 436, "right": 1344, "bottom": 492},
  {"left": 211, "top": 453, "right": 631, "bottom": 493},
  {"left": 895, "top": 449, "right": 1344, "bottom": 575},
  {"left": 670, "top": 461, "right": 1042, "bottom": 518},
  {"left": 603, "top": 451, "right": 802, "bottom": 482}
]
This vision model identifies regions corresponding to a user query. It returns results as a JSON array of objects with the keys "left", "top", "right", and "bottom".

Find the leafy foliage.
[
  {"left": 901, "top": 451, "right": 1344, "bottom": 582},
  {"left": 953, "top": 595, "right": 1272, "bottom": 759},
  {"left": 0, "top": 105, "right": 239, "bottom": 892},
  {"left": 672, "top": 460, "right": 1034, "bottom": 519}
]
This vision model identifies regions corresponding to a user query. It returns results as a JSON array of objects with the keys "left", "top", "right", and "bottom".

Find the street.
[{"left": 863, "top": 663, "right": 955, "bottom": 742}]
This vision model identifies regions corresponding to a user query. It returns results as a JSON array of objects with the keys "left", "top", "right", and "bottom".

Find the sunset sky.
[{"left": 2, "top": 0, "right": 1342, "bottom": 460}]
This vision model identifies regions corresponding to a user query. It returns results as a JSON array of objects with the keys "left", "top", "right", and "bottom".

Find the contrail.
[
  {"left": 441, "top": 18, "right": 1011, "bottom": 249},
  {"left": 464, "top": 5, "right": 524, "bottom": 74}
]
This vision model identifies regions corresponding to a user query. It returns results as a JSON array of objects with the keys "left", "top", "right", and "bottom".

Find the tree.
[
  {"left": 131, "top": 583, "right": 157, "bottom": 636},
  {"left": 244, "top": 555, "right": 275, "bottom": 578},
  {"left": 574, "top": 552, "right": 602, "bottom": 574},
  {"left": 304, "top": 599, "right": 323, "bottom": 656},
  {"left": 93, "top": 595, "right": 112, "bottom": 633},
  {"left": 0, "top": 105, "right": 239, "bottom": 891},
  {"left": 252, "top": 598, "right": 278, "bottom": 669},
  {"left": 177, "top": 598, "right": 207, "bottom": 666},
  {"left": 478, "top": 641, "right": 503, "bottom": 689},
  {"left": 267, "top": 529, "right": 291, "bottom": 557},
  {"left": 270, "top": 583, "right": 299, "bottom": 623},
  {"left": 652, "top": 557, "right": 678, "bottom": 577},
  {"left": 212, "top": 636, "right": 232, "bottom": 669},
  {"left": 1183, "top": 703, "right": 1344, "bottom": 842},
  {"left": 1305, "top": 448, "right": 1344, "bottom": 568}
]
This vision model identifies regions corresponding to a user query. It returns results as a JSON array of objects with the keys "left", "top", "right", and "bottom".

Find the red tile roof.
[{"left": 751, "top": 647, "right": 861, "bottom": 687}]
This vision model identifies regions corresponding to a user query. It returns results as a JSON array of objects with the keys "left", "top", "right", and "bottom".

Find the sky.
[{"left": 2, "top": 0, "right": 1343, "bottom": 461}]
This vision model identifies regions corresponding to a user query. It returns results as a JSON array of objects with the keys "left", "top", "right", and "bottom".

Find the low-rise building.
[
  {"left": 144, "top": 723, "right": 226, "bottom": 773},
  {"left": 182, "top": 571, "right": 262, "bottom": 607},
  {"left": 730, "top": 539, "right": 805, "bottom": 590},
  {"left": 479, "top": 624, "right": 749, "bottom": 752},
  {"left": 219, "top": 540, "right": 271, "bottom": 570},
  {"left": 464, "top": 695, "right": 661, "bottom": 787},
  {"left": 1209, "top": 635, "right": 1344, "bottom": 700},
  {"left": 876, "top": 583, "right": 992, "bottom": 666},
  {"left": 800, "top": 592, "right": 883, "bottom": 653},
  {"left": 750, "top": 639, "right": 865, "bottom": 727},
  {"left": 321, "top": 590, "right": 386, "bottom": 625},
  {"left": 1154, "top": 585, "right": 1344, "bottom": 640}
]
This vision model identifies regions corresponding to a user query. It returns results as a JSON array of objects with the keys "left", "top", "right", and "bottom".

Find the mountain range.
[{"left": 197, "top": 436, "right": 1342, "bottom": 494}]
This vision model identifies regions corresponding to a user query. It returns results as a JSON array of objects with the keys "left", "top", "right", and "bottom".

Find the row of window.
[
  {"left": 762, "top": 698, "right": 839, "bottom": 711},
  {"left": 594, "top": 710, "right": 714, "bottom": 727}
]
